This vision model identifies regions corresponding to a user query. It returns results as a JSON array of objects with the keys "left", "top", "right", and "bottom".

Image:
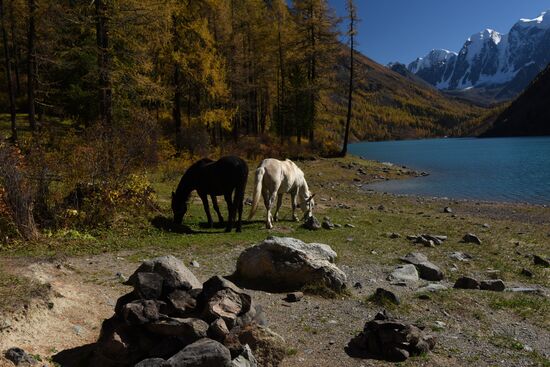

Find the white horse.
[{"left": 248, "top": 158, "right": 315, "bottom": 229}]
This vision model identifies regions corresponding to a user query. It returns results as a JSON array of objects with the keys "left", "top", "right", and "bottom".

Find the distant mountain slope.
[
  {"left": 320, "top": 48, "right": 486, "bottom": 142},
  {"left": 480, "top": 64, "right": 550, "bottom": 137},
  {"left": 404, "top": 11, "right": 550, "bottom": 102}
]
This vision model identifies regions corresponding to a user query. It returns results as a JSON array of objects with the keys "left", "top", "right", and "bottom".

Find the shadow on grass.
[
  {"left": 150, "top": 215, "right": 198, "bottom": 234},
  {"left": 150, "top": 215, "right": 263, "bottom": 234}
]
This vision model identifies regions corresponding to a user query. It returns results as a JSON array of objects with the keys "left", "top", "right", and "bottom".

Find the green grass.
[{"left": 488, "top": 293, "right": 550, "bottom": 322}]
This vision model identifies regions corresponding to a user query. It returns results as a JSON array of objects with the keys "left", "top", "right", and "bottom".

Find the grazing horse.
[
  {"left": 171, "top": 156, "right": 248, "bottom": 232},
  {"left": 248, "top": 158, "right": 315, "bottom": 229}
]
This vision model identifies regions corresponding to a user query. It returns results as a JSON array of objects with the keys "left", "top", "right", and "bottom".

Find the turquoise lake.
[{"left": 348, "top": 137, "right": 550, "bottom": 204}]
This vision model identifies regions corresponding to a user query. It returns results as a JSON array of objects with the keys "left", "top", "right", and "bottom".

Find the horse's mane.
[{"left": 175, "top": 158, "right": 214, "bottom": 198}]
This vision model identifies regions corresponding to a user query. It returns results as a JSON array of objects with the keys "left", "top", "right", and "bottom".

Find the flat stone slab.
[{"left": 416, "top": 284, "right": 448, "bottom": 293}]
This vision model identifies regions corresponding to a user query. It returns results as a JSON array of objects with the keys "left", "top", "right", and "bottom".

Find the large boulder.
[
  {"left": 126, "top": 255, "right": 202, "bottom": 291},
  {"left": 234, "top": 236, "right": 346, "bottom": 292}
]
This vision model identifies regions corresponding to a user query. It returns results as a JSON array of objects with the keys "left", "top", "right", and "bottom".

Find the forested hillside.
[
  {"left": 324, "top": 50, "right": 485, "bottom": 141},
  {"left": 0, "top": 0, "right": 486, "bottom": 147},
  {"left": 481, "top": 64, "right": 550, "bottom": 137}
]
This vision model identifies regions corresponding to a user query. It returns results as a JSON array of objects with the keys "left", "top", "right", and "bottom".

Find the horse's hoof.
[
  {"left": 224, "top": 227, "right": 231, "bottom": 233},
  {"left": 236, "top": 228, "right": 242, "bottom": 233}
]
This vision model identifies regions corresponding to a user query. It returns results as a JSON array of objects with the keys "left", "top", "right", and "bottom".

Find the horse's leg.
[
  {"left": 199, "top": 193, "right": 213, "bottom": 228},
  {"left": 266, "top": 192, "right": 278, "bottom": 229},
  {"left": 262, "top": 191, "right": 273, "bottom": 229},
  {"left": 291, "top": 192, "right": 299, "bottom": 221},
  {"left": 274, "top": 193, "right": 283, "bottom": 222},
  {"left": 234, "top": 181, "right": 246, "bottom": 233},
  {"left": 211, "top": 195, "right": 224, "bottom": 224},
  {"left": 224, "top": 191, "right": 235, "bottom": 232}
]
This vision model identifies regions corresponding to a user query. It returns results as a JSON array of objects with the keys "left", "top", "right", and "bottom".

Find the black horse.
[{"left": 171, "top": 156, "right": 248, "bottom": 232}]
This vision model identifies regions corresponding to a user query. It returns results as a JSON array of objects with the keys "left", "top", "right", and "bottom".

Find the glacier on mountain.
[{"left": 404, "top": 10, "right": 550, "bottom": 94}]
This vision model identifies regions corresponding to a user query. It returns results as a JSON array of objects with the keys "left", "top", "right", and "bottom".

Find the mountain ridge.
[{"left": 403, "top": 11, "right": 550, "bottom": 102}]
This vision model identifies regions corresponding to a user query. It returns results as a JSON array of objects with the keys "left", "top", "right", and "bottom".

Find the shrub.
[{"left": 0, "top": 141, "right": 39, "bottom": 240}]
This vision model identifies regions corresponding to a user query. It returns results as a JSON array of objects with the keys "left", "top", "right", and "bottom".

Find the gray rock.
[
  {"left": 322, "top": 217, "right": 335, "bottom": 230},
  {"left": 533, "top": 255, "right": 550, "bottom": 267},
  {"left": 135, "top": 272, "right": 164, "bottom": 300},
  {"left": 303, "top": 216, "right": 321, "bottom": 230},
  {"left": 388, "top": 264, "right": 419, "bottom": 283},
  {"left": 401, "top": 253, "right": 444, "bottom": 281},
  {"left": 349, "top": 312, "right": 436, "bottom": 362},
  {"left": 208, "top": 318, "right": 230, "bottom": 341},
  {"left": 285, "top": 292, "right": 304, "bottom": 302},
  {"left": 521, "top": 268, "right": 534, "bottom": 277},
  {"left": 400, "top": 252, "right": 428, "bottom": 265},
  {"left": 146, "top": 317, "right": 208, "bottom": 342},
  {"left": 389, "top": 233, "right": 401, "bottom": 239},
  {"left": 235, "top": 237, "right": 347, "bottom": 292},
  {"left": 135, "top": 358, "right": 167, "bottom": 367},
  {"left": 374, "top": 288, "right": 400, "bottom": 305},
  {"left": 126, "top": 255, "right": 202, "bottom": 291},
  {"left": 122, "top": 300, "right": 162, "bottom": 325},
  {"left": 190, "top": 260, "right": 200, "bottom": 268},
  {"left": 505, "top": 287, "right": 544, "bottom": 296},
  {"left": 415, "top": 262, "right": 444, "bottom": 281},
  {"left": 231, "top": 344, "right": 258, "bottom": 367},
  {"left": 166, "top": 338, "right": 231, "bottom": 367},
  {"left": 480, "top": 279, "right": 505, "bottom": 292},
  {"left": 345, "top": 223, "right": 355, "bottom": 228},
  {"left": 4, "top": 348, "right": 37, "bottom": 366},
  {"left": 462, "top": 233, "right": 482, "bottom": 245},
  {"left": 200, "top": 276, "right": 253, "bottom": 327},
  {"left": 416, "top": 284, "right": 448, "bottom": 293},
  {"left": 167, "top": 289, "right": 197, "bottom": 317},
  {"left": 454, "top": 277, "right": 480, "bottom": 290},
  {"left": 449, "top": 252, "right": 472, "bottom": 262},
  {"left": 443, "top": 207, "right": 452, "bottom": 213}
]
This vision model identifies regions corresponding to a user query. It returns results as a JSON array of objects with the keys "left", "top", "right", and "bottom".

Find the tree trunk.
[
  {"left": 95, "top": 0, "right": 111, "bottom": 126},
  {"left": 27, "top": 0, "right": 36, "bottom": 130},
  {"left": 277, "top": 16, "right": 286, "bottom": 144},
  {"left": 172, "top": 14, "right": 182, "bottom": 135},
  {"left": 8, "top": 0, "right": 19, "bottom": 95},
  {"left": 341, "top": 3, "right": 355, "bottom": 157},
  {"left": 0, "top": 0, "right": 17, "bottom": 141}
]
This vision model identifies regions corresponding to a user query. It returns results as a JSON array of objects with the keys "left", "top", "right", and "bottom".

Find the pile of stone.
[
  {"left": 407, "top": 234, "right": 447, "bottom": 247},
  {"left": 91, "top": 255, "right": 284, "bottom": 367},
  {"left": 235, "top": 236, "right": 347, "bottom": 292},
  {"left": 348, "top": 311, "right": 436, "bottom": 362}
]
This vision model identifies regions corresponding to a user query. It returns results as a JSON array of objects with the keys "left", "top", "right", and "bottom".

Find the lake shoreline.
[{"left": 349, "top": 137, "right": 550, "bottom": 205}]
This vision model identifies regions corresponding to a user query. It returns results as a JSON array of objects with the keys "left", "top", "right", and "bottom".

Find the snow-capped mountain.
[{"left": 404, "top": 11, "right": 550, "bottom": 99}]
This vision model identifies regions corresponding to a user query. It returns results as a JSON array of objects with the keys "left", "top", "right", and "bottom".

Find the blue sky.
[{"left": 328, "top": 0, "right": 550, "bottom": 65}]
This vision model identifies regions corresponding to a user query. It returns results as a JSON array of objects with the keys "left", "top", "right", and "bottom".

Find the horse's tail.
[{"left": 248, "top": 166, "right": 265, "bottom": 220}]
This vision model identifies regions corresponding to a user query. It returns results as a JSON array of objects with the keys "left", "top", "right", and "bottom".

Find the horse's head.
[
  {"left": 171, "top": 191, "right": 188, "bottom": 225},
  {"left": 300, "top": 193, "right": 316, "bottom": 220}
]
